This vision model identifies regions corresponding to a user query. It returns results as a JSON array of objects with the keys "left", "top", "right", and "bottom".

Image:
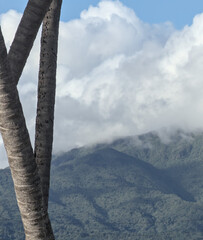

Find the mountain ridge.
[{"left": 0, "top": 131, "right": 202, "bottom": 239}]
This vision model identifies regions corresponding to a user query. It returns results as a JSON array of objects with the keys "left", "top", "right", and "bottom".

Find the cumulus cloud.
[{"left": 0, "top": 1, "right": 203, "bottom": 167}]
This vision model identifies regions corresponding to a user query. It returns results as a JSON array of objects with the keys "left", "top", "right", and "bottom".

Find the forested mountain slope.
[{"left": 0, "top": 131, "right": 202, "bottom": 239}]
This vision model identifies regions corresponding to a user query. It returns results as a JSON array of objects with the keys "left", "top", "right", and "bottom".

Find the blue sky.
[{"left": 0, "top": 0, "right": 203, "bottom": 29}]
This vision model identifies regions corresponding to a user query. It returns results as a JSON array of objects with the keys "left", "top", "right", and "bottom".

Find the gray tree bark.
[
  {"left": 0, "top": 0, "right": 64, "bottom": 237},
  {"left": 0, "top": 28, "right": 54, "bottom": 240},
  {"left": 0, "top": 0, "right": 65, "bottom": 238},
  {"left": 8, "top": 0, "right": 53, "bottom": 84},
  {"left": 35, "top": 0, "right": 62, "bottom": 211}
]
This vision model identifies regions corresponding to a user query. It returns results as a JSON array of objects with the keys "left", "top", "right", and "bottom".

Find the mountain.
[{"left": 0, "top": 131, "right": 203, "bottom": 239}]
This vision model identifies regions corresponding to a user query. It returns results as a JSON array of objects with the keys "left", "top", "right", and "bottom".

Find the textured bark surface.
[
  {"left": 0, "top": 29, "right": 54, "bottom": 240},
  {"left": 8, "top": 0, "right": 53, "bottom": 84},
  {"left": 35, "top": 0, "right": 62, "bottom": 211}
]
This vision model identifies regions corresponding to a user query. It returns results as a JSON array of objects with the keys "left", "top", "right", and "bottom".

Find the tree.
[
  {"left": 35, "top": 0, "right": 63, "bottom": 212},
  {"left": 0, "top": 0, "right": 62, "bottom": 239}
]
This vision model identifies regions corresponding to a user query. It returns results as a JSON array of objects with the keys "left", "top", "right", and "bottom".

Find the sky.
[
  {"left": 0, "top": 0, "right": 203, "bottom": 167},
  {"left": 1, "top": 0, "right": 203, "bottom": 28}
]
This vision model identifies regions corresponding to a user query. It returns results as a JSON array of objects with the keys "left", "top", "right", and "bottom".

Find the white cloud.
[
  {"left": 0, "top": 10, "right": 21, "bottom": 48},
  {"left": 0, "top": 1, "right": 203, "bottom": 167}
]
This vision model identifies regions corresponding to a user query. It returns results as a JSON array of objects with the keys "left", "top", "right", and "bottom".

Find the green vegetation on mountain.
[{"left": 0, "top": 131, "right": 203, "bottom": 239}]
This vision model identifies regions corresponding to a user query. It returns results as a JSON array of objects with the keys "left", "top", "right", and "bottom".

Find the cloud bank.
[{"left": 1, "top": 1, "right": 203, "bottom": 167}]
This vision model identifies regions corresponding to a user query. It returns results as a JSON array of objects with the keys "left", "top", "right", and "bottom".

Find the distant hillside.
[{"left": 0, "top": 131, "right": 203, "bottom": 239}]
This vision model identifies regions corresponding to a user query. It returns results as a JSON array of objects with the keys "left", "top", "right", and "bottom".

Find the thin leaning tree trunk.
[
  {"left": 35, "top": 0, "right": 62, "bottom": 211},
  {"left": 0, "top": 28, "right": 54, "bottom": 240},
  {"left": 8, "top": 0, "right": 53, "bottom": 85}
]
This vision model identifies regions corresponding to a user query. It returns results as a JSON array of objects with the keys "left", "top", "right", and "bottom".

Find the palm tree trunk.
[
  {"left": 8, "top": 0, "right": 53, "bottom": 84},
  {"left": 34, "top": 0, "right": 62, "bottom": 211},
  {"left": 0, "top": 28, "right": 54, "bottom": 240}
]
